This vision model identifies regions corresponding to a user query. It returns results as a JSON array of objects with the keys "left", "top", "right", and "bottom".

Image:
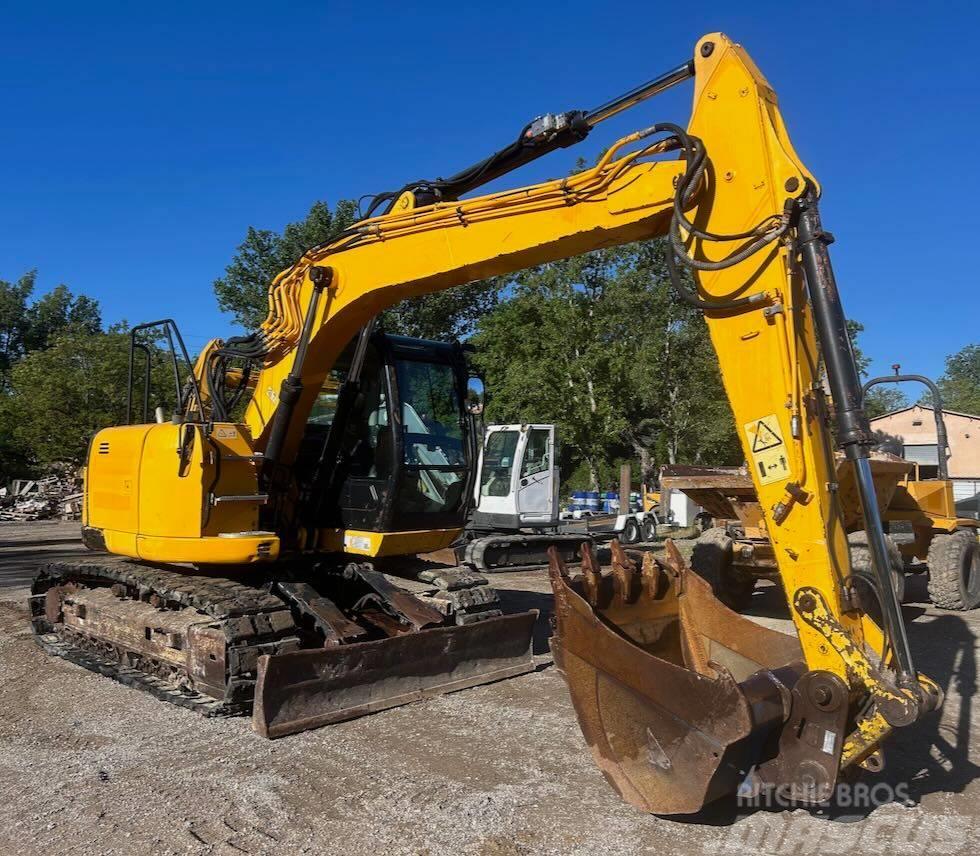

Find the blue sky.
[{"left": 3, "top": 1, "right": 978, "bottom": 377}]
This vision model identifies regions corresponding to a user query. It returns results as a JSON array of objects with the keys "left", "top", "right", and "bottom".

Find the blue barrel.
[
  {"left": 603, "top": 491, "right": 619, "bottom": 513},
  {"left": 570, "top": 490, "right": 587, "bottom": 512},
  {"left": 585, "top": 491, "right": 600, "bottom": 512}
]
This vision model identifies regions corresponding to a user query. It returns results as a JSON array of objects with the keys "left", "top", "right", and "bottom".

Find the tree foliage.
[
  {"left": 936, "top": 344, "right": 980, "bottom": 415},
  {"left": 381, "top": 279, "right": 503, "bottom": 341},
  {"left": 0, "top": 272, "right": 34, "bottom": 385},
  {"left": 1, "top": 322, "right": 179, "bottom": 472},
  {"left": 0, "top": 272, "right": 181, "bottom": 477},
  {"left": 0, "top": 272, "right": 102, "bottom": 389},
  {"left": 0, "top": 274, "right": 109, "bottom": 478},
  {"left": 4, "top": 329, "right": 132, "bottom": 467},
  {"left": 472, "top": 239, "right": 740, "bottom": 491},
  {"left": 864, "top": 385, "right": 909, "bottom": 419}
]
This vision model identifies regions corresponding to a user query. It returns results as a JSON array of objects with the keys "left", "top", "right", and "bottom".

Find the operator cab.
[{"left": 297, "top": 332, "right": 480, "bottom": 534}]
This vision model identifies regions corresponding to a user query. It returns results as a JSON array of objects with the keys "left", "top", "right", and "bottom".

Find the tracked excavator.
[{"left": 33, "top": 32, "right": 944, "bottom": 814}]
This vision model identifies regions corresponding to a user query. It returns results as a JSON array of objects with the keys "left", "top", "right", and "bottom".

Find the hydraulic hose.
[
  {"left": 664, "top": 244, "right": 768, "bottom": 311},
  {"left": 653, "top": 122, "right": 785, "bottom": 310}
]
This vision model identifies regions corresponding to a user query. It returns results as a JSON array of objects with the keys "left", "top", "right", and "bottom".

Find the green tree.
[
  {"left": 0, "top": 401, "right": 32, "bottom": 481},
  {"left": 0, "top": 271, "right": 36, "bottom": 385},
  {"left": 4, "top": 326, "right": 178, "bottom": 469},
  {"left": 213, "top": 199, "right": 501, "bottom": 340},
  {"left": 381, "top": 279, "right": 503, "bottom": 341},
  {"left": 5, "top": 329, "right": 132, "bottom": 466},
  {"left": 936, "top": 344, "right": 980, "bottom": 415},
  {"left": 473, "top": 253, "right": 624, "bottom": 490},
  {"left": 864, "top": 386, "right": 909, "bottom": 419},
  {"left": 1, "top": 274, "right": 108, "bottom": 478},
  {"left": 23, "top": 283, "right": 102, "bottom": 352},
  {"left": 1, "top": 272, "right": 104, "bottom": 387},
  {"left": 611, "top": 241, "right": 739, "bottom": 479},
  {"left": 472, "top": 239, "right": 740, "bottom": 491}
]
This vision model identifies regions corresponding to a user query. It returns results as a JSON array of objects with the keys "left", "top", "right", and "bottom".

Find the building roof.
[{"left": 869, "top": 404, "right": 980, "bottom": 423}]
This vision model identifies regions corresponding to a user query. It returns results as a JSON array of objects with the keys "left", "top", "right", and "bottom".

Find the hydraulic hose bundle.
[
  {"left": 204, "top": 334, "right": 265, "bottom": 422},
  {"left": 656, "top": 122, "right": 791, "bottom": 311}
]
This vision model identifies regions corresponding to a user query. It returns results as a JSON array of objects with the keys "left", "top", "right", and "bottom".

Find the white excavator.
[{"left": 461, "top": 422, "right": 663, "bottom": 571}]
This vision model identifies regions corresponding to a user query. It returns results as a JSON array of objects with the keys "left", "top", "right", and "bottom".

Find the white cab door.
[
  {"left": 476, "top": 426, "right": 522, "bottom": 516},
  {"left": 515, "top": 425, "right": 558, "bottom": 525}
]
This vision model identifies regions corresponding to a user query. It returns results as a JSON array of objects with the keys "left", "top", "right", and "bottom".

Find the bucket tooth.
[
  {"left": 640, "top": 551, "right": 668, "bottom": 600},
  {"left": 578, "top": 542, "right": 604, "bottom": 607},
  {"left": 661, "top": 539, "right": 687, "bottom": 584},
  {"left": 547, "top": 545, "right": 569, "bottom": 581},
  {"left": 610, "top": 540, "right": 641, "bottom": 604}
]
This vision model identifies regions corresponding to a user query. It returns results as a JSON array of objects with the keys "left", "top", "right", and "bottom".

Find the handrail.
[{"left": 862, "top": 374, "right": 949, "bottom": 480}]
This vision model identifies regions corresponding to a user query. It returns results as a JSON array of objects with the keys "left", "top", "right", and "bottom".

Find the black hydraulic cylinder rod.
[
  {"left": 430, "top": 114, "right": 591, "bottom": 202},
  {"left": 862, "top": 374, "right": 949, "bottom": 480},
  {"left": 262, "top": 266, "right": 331, "bottom": 476},
  {"left": 797, "top": 195, "right": 872, "bottom": 458},
  {"left": 420, "top": 59, "right": 694, "bottom": 203},
  {"left": 585, "top": 61, "right": 695, "bottom": 126},
  {"left": 796, "top": 192, "right": 918, "bottom": 687}
]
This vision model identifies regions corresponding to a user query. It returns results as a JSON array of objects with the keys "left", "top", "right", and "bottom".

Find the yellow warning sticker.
[{"left": 743, "top": 414, "right": 790, "bottom": 485}]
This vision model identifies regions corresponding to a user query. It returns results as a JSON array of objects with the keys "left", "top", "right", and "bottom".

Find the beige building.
[{"left": 869, "top": 405, "right": 980, "bottom": 518}]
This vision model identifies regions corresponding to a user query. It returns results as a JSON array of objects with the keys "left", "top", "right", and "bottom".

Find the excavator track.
[
  {"left": 29, "top": 558, "right": 516, "bottom": 721},
  {"left": 30, "top": 560, "right": 302, "bottom": 717},
  {"left": 462, "top": 533, "right": 589, "bottom": 573}
]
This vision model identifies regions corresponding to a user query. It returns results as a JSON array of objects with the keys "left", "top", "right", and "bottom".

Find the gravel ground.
[{"left": 1, "top": 522, "right": 978, "bottom": 855}]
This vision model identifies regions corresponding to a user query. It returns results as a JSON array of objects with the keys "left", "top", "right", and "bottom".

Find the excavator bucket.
[
  {"left": 253, "top": 610, "right": 536, "bottom": 738},
  {"left": 548, "top": 541, "right": 839, "bottom": 815}
]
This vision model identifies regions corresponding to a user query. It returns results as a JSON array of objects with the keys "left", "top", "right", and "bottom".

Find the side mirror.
[{"left": 466, "top": 376, "right": 486, "bottom": 416}]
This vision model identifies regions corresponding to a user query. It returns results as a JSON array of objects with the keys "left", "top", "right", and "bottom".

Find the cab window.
[
  {"left": 520, "top": 428, "right": 550, "bottom": 479},
  {"left": 394, "top": 358, "right": 466, "bottom": 515},
  {"left": 481, "top": 430, "right": 518, "bottom": 497}
]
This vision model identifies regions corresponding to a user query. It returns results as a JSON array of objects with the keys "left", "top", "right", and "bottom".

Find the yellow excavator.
[{"left": 32, "top": 33, "right": 942, "bottom": 815}]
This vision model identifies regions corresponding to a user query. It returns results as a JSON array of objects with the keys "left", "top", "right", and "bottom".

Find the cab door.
[
  {"left": 476, "top": 426, "right": 521, "bottom": 518},
  {"left": 515, "top": 425, "right": 558, "bottom": 525}
]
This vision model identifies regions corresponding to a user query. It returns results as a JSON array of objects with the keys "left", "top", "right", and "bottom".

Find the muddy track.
[{"left": 31, "top": 560, "right": 301, "bottom": 715}]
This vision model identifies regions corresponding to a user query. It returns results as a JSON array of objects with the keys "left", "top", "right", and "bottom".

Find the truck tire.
[
  {"left": 847, "top": 531, "right": 906, "bottom": 615},
  {"left": 691, "top": 527, "right": 755, "bottom": 611},
  {"left": 642, "top": 517, "right": 657, "bottom": 542},
  {"left": 926, "top": 529, "right": 980, "bottom": 611},
  {"left": 622, "top": 518, "right": 641, "bottom": 545}
]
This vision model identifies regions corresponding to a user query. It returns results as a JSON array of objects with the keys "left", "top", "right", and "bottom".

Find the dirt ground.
[{"left": 1, "top": 522, "right": 978, "bottom": 855}]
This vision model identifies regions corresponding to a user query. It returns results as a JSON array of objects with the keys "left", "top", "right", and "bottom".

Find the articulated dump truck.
[{"left": 32, "top": 33, "right": 945, "bottom": 814}]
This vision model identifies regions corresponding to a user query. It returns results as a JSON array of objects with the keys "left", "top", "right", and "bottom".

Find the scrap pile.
[{"left": 0, "top": 475, "right": 82, "bottom": 521}]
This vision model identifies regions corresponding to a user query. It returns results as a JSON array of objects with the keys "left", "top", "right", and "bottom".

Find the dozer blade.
[
  {"left": 253, "top": 610, "right": 536, "bottom": 738},
  {"left": 548, "top": 541, "right": 838, "bottom": 816}
]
